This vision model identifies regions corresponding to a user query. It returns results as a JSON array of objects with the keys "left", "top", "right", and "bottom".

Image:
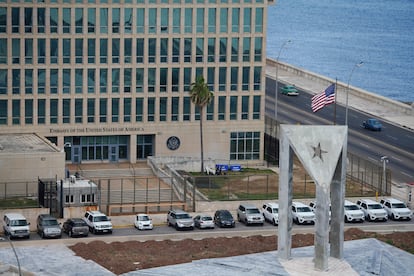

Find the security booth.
[{"left": 57, "top": 175, "right": 99, "bottom": 218}]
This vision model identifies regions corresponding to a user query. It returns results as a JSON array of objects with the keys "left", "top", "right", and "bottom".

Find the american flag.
[{"left": 311, "top": 83, "right": 336, "bottom": 113}]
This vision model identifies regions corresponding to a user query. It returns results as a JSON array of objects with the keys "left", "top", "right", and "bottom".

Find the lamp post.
[
  {"left": 345, "top": 61, "right": 363, "bottom": 125},
  {"left": 380, "top": 156, "right": 389, "bottom": 196},
  {"left": 274, "top": 40, "right": 291, "bottom": 123}
]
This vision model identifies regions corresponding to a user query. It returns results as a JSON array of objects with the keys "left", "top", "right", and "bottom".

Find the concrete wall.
[{"left": 266, "top": 59, "right": 413, "bottom": 116}]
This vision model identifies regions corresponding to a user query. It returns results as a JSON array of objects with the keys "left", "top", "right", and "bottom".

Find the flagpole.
[{"left": 333, "top": 78, "right": 337, "bottom": 125}]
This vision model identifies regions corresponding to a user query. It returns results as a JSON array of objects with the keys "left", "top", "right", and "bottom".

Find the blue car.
[{"left": 362, "top": 118, "right": 382, "bottom": 131}]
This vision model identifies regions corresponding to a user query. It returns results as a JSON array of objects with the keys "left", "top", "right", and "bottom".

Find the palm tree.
[{"left": 190, "top": 75, "right": 214, "bottom": 173}]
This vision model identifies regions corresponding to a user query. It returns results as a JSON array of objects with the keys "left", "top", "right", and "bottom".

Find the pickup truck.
[{"left": 362, "top": 118, "right": 382, "bottom": 131}]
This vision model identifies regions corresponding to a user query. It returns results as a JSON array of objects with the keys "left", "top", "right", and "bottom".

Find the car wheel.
[
  {"left": 273, "top": 219, "right": 277, "bottom": 226},
  {"left": 40, "top": 232, "right": 45, "bottom": 239},
  {"left": 175, "top": 224, "right": 179, "bottom": 230},
  {"left": 391, "top": 214, "right": 395, "bottom": 220},
  {"left": 237, "top": 214, "right": 241, "bottom": 222},
  {"left": 344, "top": 216, "right": 348, "bottom": 223},
  {"left": 92, "top": 228, "right": 97, "bottom": 234}
]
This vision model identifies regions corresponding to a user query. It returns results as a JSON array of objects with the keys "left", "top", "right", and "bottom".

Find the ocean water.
[{"left": 267, "top": 0, "right": 414, "bottom": 103}]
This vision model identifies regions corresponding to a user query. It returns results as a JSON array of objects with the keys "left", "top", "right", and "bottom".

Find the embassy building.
[{"left": 0, "top": 0, "right": 272, "bottom": 164}]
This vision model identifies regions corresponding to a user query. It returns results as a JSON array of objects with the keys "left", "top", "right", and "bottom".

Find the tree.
[{"left": 190, "top": 75, "right": 214, "bottom": 173}]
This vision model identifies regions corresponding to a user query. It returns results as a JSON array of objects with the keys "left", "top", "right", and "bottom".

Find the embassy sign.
[{"left": 49, "top": 126, "right": 145, "bottom": 134}]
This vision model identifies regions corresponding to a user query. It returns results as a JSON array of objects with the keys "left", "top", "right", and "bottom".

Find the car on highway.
[
  {"left": 280, "top": 85, "right": 299, "bottom": 96},
  {"left": 262, "top": 202, "right": 279, "bottom": 226},
  {"left": 167, "top": 209, "right": 194, "bottom": 230},
  {"left": 362, "top": 118, "right": 382, "bottom": 131},
  {"left": 344, "top": 200, "right": 365, "bottom": 223},
  {"left": 193, "top": 214, "right": 215, "bottom": 229},
  {"left": 380, "top": 198, "right": 412, "bottom": 221},
  {"left": 62, "top": 218, "right": 89, "bottom": 237},
  {"left": 134, "top": 214, "right": 153, "bottom": 230},
  {"left": 237, "top": 203, "right": 264, "bottom": 226},
  {"left": 356, "top": 199, "right": 388, "bottom": 222},
  {"left": 291, "top": 202, "right": 315, "bottom": 225},
  {"left": 214, "top": 209, "right": 235, "bottom": 228}
]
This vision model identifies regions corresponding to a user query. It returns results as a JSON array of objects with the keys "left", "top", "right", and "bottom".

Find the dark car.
[
  {"left": 214, "top": 210, "right": 235, "bottom": 228},
  {"left": 63, "top": 218, "right": 89, "bottom": 238},
  {"left": 362, "top": 118, "right": 382, "bottom": 131}
]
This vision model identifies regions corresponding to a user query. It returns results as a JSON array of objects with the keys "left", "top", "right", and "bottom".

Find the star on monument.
[{"left": 312, "top": 142, "right": 328, "bottom": 161}]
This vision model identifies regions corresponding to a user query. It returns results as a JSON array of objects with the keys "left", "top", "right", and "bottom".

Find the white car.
[
  {"left": 356, "top": 199, "right": 387, "bottom": 222},
  {"left": 308, "top": 201, "right": 331, "bottom": 221},
  {"left": 262, "top": 202, "right": 279, "bottom": 226},
  {"left": 134, "top": 214, "right": 153, "bottom": 230},
  {"left": 291, "top": 202, "right": 315, "bottom": 225},
  {"left": 83, "top": 210, "right": 113, "bottom": 234},
  {"left": 380, "top": 198, "right": 412, "bottom": 221},
  {"left": 344, "top": 200, "right": 365, "bottom": 223},
  {"left": 193, "top": 214, "right": 215, "bottom": 229}
]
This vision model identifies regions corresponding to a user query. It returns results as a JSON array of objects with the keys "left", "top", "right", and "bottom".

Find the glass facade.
[{"left": 0, "top": 0, "right": 268, "bottom": 162}]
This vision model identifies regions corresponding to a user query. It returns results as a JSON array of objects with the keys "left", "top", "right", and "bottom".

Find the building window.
[
  {"left": 160, "top": 97, "right": 167, "bottom": 122},
  {"left": 112, "top": 8, "right": 120, "bottom": 33},
  {"left": 184, "top": 8, "right": 193, "bottom": 33},
  {"left": 50, "top": 8, "right": 58, "bottom": 33},
  {"left": 232, "top": 8, "right": 239, "bottom": 33},
  {"left": 136, "top": 8, "right": 144, "bottom": 33},
  {"left": 148, "top": 68, "right": 155, "bottom": 92},
  {"left": 100, "top": 8, "right": 108, "bottom": 34},
  {"left": 147, "top": 97, "right": 155, "bottom": 122},
  {"left": 24, "top": 8, "right": 33, "bottom": 33},
  {"left": 220, "top": 8, "right": 228, "bottom": 33},
  {"left": 0, "top": 8, "right": 6, "bottom": 33},
  {"left": 12, "top": 39, "right": 20, "bottom": 64},
  {"left": 25, "top": 69, "right": 33, "bottom": 94},
  {"left": 183, "top": 96, "right": 190, "bottom": 121},
  {"left": 160, "top": 68, "right": 167, "bottom": 92},
  {"left": 208, "top": 8, "right": 216, "bottom": 33},
  {"left": 50, "top": 69, "right": 58, "bottom": 94},
  {"left": 75, "top": 99, "right": 83, "bottom": 123},
  {"left": 63, "top": 69, "right": 71, "bottom": 94},
  {"left": 100, "top": 38, "right": 107, "bottom": 63},
  {"left": 255, "top": 8, "right": 263, "bottom": 33},
  {"left": 231, "top": 38, "right": 239, "bottom": 62},
  {"left": 124, "top": 98, "right": 131, "bottom": 122},
  {"left": 63, "top": 39, "right": 71, "bottom": 63},
  {"left": 253, "top": 95, "right": 260, "bottom": 119},
  {"left": 124, "top": 68, "right": 131, "bottom": 93},
  {"left": 183, "top": 67, "right": 191, "bottom": 91},
  {"left": 172, "top": 38, "right": 180, "bottom": 63},
  {"left": 230, "top": 67, "right": 238, "bottom": 91},
  {"left": 241, "top": 96, "right": 249, "bottom": 120},
  {"left": 160, "top": 38, "right": 168, "bottom": 63},
  {"left": 38, "top": 99, "right": 46, "bottom": 124},
  {"left": 0, "top": 100, "right": 7, "bottom": 125},
  {"left": 75, "top": 8, "right": 83, "bottom": 34},
  {"left": 100, "top": 69, "right": 107, "bottom": 93},
  {"left": 243, "top": 8, "right": 251, "bottom": 33},
  {"left": 218, "top": 96, "right": 226, "bottom": 120},
  {"left": 0, "top": 69, "right": 6, "bottom": 95},
  {"left": 207, "top": 38, "right": 215, "bottom": 62},
  {"left": 12, "top": 8, "right": 20, "bottom": 33},
  {"left": 65, "top": 195, "right": 74, "bottom": 204},
  {"left": 12, "top": 99, "right": 20, "bottom": 125},
  {"left": 88, "top": 8, "right": 96, "bottom": 33},
  {"left": 230, "top": 132, "right": 260, "bottom": 160},
  {"left": 254, "top": 37, "right": 262, "bottom": 62},
  {"left": 99, "top": 99, "right": 107, "bottom": 123},
  {"left": 112, "top": 39, "right": 120, "bottom": 63},
  {"left": 63, "top": 99, "right": 71, "bottom": 124},
  {"left": 206, "top": 98, "right": 214, "bottom": 120},
  {"left": 38, "top": 39, "right": 46, "bottom": 64},
  {"left": 25, "top": 39, "right": 33, "bottom": 64},
  {"left": 88, "top": 39, "right": 95, "bottom": 63},
  {"left": 124, "top": 8, "right": 132, "bottom": 33},
  {"left": 12, "top": 69, "right": 20, "bottom": 94},
  {"left": 161, "top": 8, "right": 169, "bottom": 33},
  {"left": 80, "top": 194, "right": 95, "bottom": 204},
  {"left": 136, "top": 98, "right": 143, "bottom": 122},
  {"left": 124, "top": 38, "right": 132, "bottom": 63},
  {"left": 219, "top": 67, "right": 226, "bottom": 91},
  {"left": 243, "top": 37, "right": 250, "bottom": 62},
  {"left": 172, "top": 68, "right": 179, "bottom": 92},
  {"left": 242, "top": 67, "right": 249, "bottom": 91},
  {"left": 50, "top": 99, "right": 58, "bottom": 124},
  {"left": 50, "top": 39, "right": 58, "bottom": 64},
  {"left": 111, "top": 98, "right": 119, "bottom": 122},
  {"left": 230, "top": 96, "right": 237, "bottom": 120},
  {"left": 254, "top": 66, "right": 261, "bottom": 91},
  {"left": 112, "top": 69, "right": 120, "bottom": 93},
  {"left": 148, "top": 38, "right": 156, "bottom": 63},
  {"left": 136, "top": 68, "right": 143, "bottom": 92},
  {"left": 148, "top": 8, "right": 157, "bottom": 34},
  {"left": 87, "top": 99, "right": 95, "bottom": 123},
  {"left": 219, "top": 38, "right": 227, "bottom": 62},
  {"left": 207, "top": 67, "right": 215, "bottom": 91},
  {"left": 25, "top": 99, "right": 33, "bottom": 124},
  {"left": 136, "top": 38, "right": 144, "bottom": 63},
  {"left": 63, "top": 8, "right": 71, "bottom": 33},
  {"left": 196, "top": 8, "right": 204, "bottom": 33},
  {"left": 171, "top": 97, "right": 179, "bottom": 121}
]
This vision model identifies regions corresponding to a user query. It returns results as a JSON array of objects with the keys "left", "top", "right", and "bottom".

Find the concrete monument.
[{"left": 277, "top": 125, "right": 347, "bottom": 271}]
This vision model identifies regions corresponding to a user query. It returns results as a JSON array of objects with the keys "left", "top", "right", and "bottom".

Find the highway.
[{"left": 265, "top": 78, "right": 414, "bottom": 184}]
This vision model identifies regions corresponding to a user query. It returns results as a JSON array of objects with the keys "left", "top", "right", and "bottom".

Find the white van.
[{"left": 3, "top": 213, "right": 31, "bottom": 239}]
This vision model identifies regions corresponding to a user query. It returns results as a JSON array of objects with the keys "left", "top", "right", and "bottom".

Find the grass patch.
[{"left": 0, "top": 197, "right": 38, "bottom": 208}]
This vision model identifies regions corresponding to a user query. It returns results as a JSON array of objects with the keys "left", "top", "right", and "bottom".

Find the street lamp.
[
  {"left": 274, "top": 40, "right": 291, "bottom": 123},
  {"left": 380, "top": 156, "right": 389, "bottom": 196},
  {"left": 345, "top": 61, "right": 363, "bottom": 125}
]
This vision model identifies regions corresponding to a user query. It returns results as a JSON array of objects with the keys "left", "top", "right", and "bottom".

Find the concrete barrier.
[{"left": 267, "top": 58, "right": 413, "bottom": 116}]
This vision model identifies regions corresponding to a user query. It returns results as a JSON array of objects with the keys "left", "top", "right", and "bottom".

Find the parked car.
[
  {"left": 281, "top": 85, "right": 299, "bottom": 96},
  {"left": 237, "top": 203, "right": 264, "bottom": 226},
  {"left": 134, "top": 214, "right": 153, "bottom": 230},
  {"left": 193, "top": 214, "right": 215, "bottom": 229},
  {"left": 356, "top": 199, "right": 388, "bottom": 222},
  {"left": 214, "top": 210, "right": 235, "bottom": 228},
  {"left": 62, "top": 218, "right": 89, "bottom": 237},
  {"left": 2, "top": 213, "right": 30, "bottom": 239},
  {"left": 262, "top": 202, "right": 279, "bottom": 226},
  {"left": 344, "top": 200, "right": 365, "bottom": 223},
  {"left": 362, "top": 118, "right": 382, "bottom": 131},
  {"left": 167, "top": 209, "right": 194, "bottom": 230},
  {"left": 291, "top": 202, "right": 315, "bottom": 225},
  {"left": 36, "top": 214, "right": 62, "bottom": 239},
  {"left": 83, "top": 210, "right": 113, "bottom": 234},
  {"left": 380, "top": 198, "right": 412, "bottom": 221}
]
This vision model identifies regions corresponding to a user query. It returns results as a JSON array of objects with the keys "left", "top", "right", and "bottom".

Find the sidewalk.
[{"left": 266, "top": 65, "right": 414, "bottom": 130}]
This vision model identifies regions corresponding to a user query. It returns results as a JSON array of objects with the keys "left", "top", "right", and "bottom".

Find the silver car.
[
  {"left": 167, "top": 209, "right": 194, "bottom": 230},
  {"left": 193, "top": 214, "right": 215, "bottom": 229}
]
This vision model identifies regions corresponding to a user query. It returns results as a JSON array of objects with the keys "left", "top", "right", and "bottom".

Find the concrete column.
[
  {"left": 129, "top": 134, "right": 137, "bottom": 163},
  {"left": 278, "top": 127, "right": 293, "bottom": 260},
  {"left": 314, "top": 184, "right": 330, "bottom": 271}
]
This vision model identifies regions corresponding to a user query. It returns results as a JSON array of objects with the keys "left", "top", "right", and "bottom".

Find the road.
[{"left": 265, "top": 78, "right": 414, "bottom": 184}]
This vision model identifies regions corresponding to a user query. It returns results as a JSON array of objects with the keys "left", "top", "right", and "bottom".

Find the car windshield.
[
  {"left": 44, "top": 219, "right": 58, "bottom": 226},
  {"left": 10, "top": 219, "right": 27, "bottom": 226},
  {"left": 345, "top": 205, "right": 359, "bottom": 211},
  {"left": 246, "top": 209, "right": 260, "bottom": 214},
  {"left": 93, "top": 216, "right": 109, "bottom": 222},
  {"left": 273, "top": 208, "right": 279, "bottom": 213},
  {"left": 368, "top": 204, "right": 383, "bottom": 209},
  {"left": 138, "top": 215, "right": 149, "bottom": 221},
  {"left": 297, "top": 207, "right": 311, "bottom": 212},
  {"left": 74, "top": 221, "right": 87, "bottom": 227},
  {"left": 176, "top": 214, "right": 191, "bottom": 219},
  {"left": 201, "top": 216, "right": 212, "bottom": 221},
  {"left": 391, "top": 203, "right": 406, "bottom": 209}
]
